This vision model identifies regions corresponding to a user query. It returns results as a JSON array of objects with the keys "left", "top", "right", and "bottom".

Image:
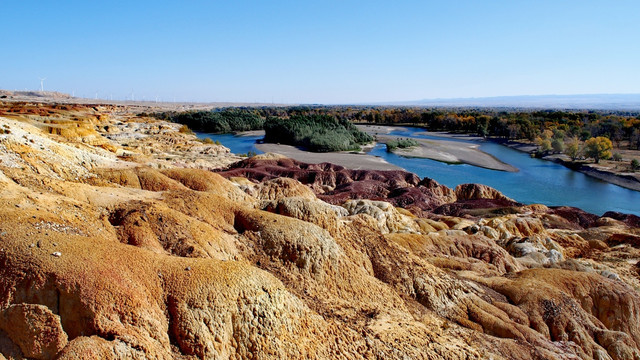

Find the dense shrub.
[
  {"left": 551, "top": 138, "right": 564, "bottom": 153},
  {"left": 161, "top": 108, "right": 264, "bottom": 133},
  {"left": 386, "top": 138, "right": 419, "bottom": 152},
  {"left": 263, "top": 114, "right": 373, "bottom": 152}
]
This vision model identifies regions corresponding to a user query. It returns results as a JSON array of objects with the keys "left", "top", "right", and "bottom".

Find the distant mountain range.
[{"left": 391, "top": 94, "right": 640, "bottom": 111}]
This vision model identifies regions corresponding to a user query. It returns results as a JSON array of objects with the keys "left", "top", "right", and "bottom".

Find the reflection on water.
[{"left": 198, "top": 129, "right": 640, "bottom": 216}]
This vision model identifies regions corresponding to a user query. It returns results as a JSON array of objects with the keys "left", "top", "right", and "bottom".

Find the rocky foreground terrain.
[{"left": 0, "top": 101, "right": 639, "bottom": 359}]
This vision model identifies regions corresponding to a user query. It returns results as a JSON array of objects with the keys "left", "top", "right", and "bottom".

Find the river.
[{"left": 197, "top": 129, "right": 640, "bottom": 216}]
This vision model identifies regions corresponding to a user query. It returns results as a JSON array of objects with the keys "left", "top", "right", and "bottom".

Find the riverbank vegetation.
[
  {"left": 255, "top": 106, "right": 640, "bottom": 149},
  {"left": 155, "top": 108, "right": 264, "bottom": 133},
  {"left": 153, "top": 108, "right": 372, "bottom": 152},
  {"left": 154, "top": 106, "right": 640, "bottom": 164},
  {"left": 385, "top": 138, "right": 419, "bottom": 152},
  {"left": 263, "top": 114, "right": 373, "bottom": 152},
  {"left": 156, "top": 106, "right": 640, "bottom": 146}
]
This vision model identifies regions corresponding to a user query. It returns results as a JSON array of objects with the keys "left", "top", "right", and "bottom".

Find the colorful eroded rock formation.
[{"left": 1, "top": 102, "right": 639, "bottom": 359}]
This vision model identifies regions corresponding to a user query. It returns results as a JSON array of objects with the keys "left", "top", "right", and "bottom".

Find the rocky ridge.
[{"left": 0, "top": 102, "right": 639, "bottom": 359}]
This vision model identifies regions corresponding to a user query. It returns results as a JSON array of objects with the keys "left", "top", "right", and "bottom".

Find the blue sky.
[{"left": 3, "top": 1, "right": 639, "bottom": 103}]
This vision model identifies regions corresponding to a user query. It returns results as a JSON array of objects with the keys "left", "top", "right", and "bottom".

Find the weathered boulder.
[
  {"left": 342, "top": 199, "right": 419, "bottom": 234},
  {"left": 454, "top": 183, "right": 515, "bottom": 202},
  {"left": 471, "top": 268, "right": 640, "bottom": 360},
  {"left": 262, "top": 196, "right": 348, "bottom": 235},
  {"left": 93, "top": 167, "right": 185, "bottom": 192},
  {"left": 0, "top": 304, "right": 67, "bottom": 360},
  {"left": 255, "top": 177, "right": 317, "bottom": 201},
  {"left": 161, "top": 167, "right": 255, "bottom": 204},
  {"left": 234, "top": 208, "right": 342, "bottom": 277},
  {"left": 387, "top": 232, "right": 523, "bottom": 275}
]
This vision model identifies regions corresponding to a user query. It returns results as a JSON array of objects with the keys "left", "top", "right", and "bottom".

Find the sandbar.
[
  {"left": 355, "top": 124, "right": 409, "bottom": 136},
  {"left": 376, "top": 135, "right": 518, "bottom": 172}
]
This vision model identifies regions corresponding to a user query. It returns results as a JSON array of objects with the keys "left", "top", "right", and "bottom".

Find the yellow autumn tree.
[
  {"left": 584, "top": 136, "right": 612, "bottom": 163},
  {"left": 535, "top": 129, "right": 553, "bottom": 153},
  {"left": 564, "top": 137, "right": 581, "bottom": 160}
]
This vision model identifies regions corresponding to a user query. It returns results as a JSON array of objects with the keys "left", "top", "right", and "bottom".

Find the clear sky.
[{"left": 3, "top": 1, "right": 639, "bottom": 104}]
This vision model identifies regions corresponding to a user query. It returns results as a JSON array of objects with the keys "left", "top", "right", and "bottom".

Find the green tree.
[
  {"left": 584, "top": 136, "right": 613, "bottom": 164},
  {"left": 632, "top": 159, "right": 640, "bottom": 171},
  {"left": 579, "top": 129, "right": 592, "bottom": 141},
  {"left": 552, "top": 128, "right": 565, "bottom": 140}
]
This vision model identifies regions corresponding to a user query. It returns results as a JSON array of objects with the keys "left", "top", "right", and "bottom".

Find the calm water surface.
[{"left": 198, "top": 130, "right": 640, "bottom": 216}]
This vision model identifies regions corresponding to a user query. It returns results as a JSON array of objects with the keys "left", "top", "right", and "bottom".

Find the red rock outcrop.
[{"left": 216, "top": 156, "right": 458, "bottom": 211}]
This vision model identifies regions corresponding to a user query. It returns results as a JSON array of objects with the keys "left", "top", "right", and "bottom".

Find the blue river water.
[{"left": 198, "top": 130, "right": 640, "bottom": 216}]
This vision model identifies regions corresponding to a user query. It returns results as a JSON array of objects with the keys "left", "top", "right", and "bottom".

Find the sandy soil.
[
  {"left": 237, "top": 130, "right": 265, "bottom": 137},
  {"left": 255, "top": 143, "right": 403, "bottom": 170},
  {"left": 413, "top": 130, "right": 486, "bottom": 142},
  {"left": 376, "top": 135, "right": 518, "bottom": 172}
]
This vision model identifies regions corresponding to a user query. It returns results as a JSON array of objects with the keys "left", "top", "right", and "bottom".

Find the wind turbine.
[{"left": 39, "top": 77, "right": 46, "bottom": 92}]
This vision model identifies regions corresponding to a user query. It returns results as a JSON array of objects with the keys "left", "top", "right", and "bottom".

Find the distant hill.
[
  {"left": 394, "top": 94, "right": 640, "bottom": 111},
  {"left": 0, "top": 90, "right": 73, "bottom": 100}
]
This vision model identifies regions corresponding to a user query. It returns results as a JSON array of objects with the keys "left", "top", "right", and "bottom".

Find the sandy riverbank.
[
  {"left": 576, "top": 165, "right": 640, "bottom": 191},
  {"left": 419, "top": 132, "right": 640, "bottom": 191},
  {"left": 498, "top": 138, "right": 640, "bottom": 192},
  {"left": 236, "top": 130, "right": 265, "bottom": 137},
  {"left": 543, "top": 156, "right": 640, "bottom": 192},
  {"left": 255, "top": 143, "right": 403, "bottom": 170}
]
